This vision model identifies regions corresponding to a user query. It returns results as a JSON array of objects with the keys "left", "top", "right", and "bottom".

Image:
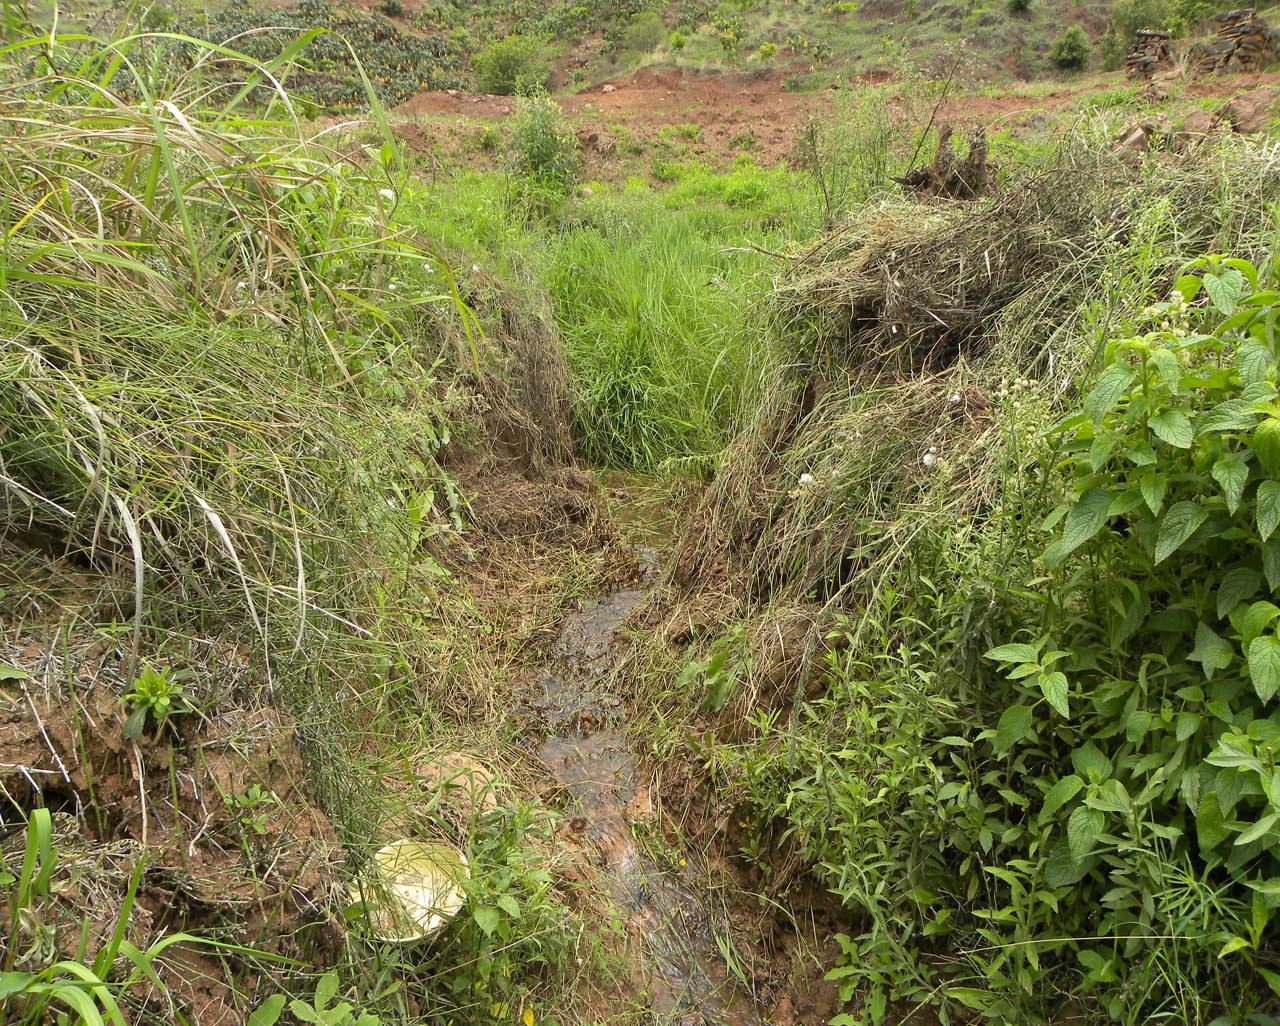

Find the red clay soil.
[
  {"left": 396, "top": 65, "right": 826, "bottom": 166},
  {"left": 393, "top": 63, "right": 1280, "bottom": 173}
]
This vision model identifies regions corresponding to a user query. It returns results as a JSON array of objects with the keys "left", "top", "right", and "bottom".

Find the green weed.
[
  {"left": 249, "top": 973, "right": 379, "bottom": 1026},
  {"left": 121, "top": 665, "right": 194, "bottom": 741},
  {"left": 2, "top": 809, "right": 244, "bottom": 1025}
]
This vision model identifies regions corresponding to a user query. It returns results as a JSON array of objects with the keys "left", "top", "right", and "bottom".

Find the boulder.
[
  {"left": 1173, "top": 108, "right": 1221, "bottom": 150},
  {"left": 1218, "top": 87, "right": 1278, "bottom": 133},
  {"left": 1112, "top": 117, "right": 1172, "bottom": 158}
]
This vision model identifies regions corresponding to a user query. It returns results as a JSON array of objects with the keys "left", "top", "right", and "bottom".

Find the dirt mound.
[{"left": 394, "top": 63, "right": 1280, "bottom": 183}]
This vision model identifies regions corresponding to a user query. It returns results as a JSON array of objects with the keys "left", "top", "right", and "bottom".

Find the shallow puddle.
[{"left": 534, "top": 578, "right": 761, "bottom": 1025}]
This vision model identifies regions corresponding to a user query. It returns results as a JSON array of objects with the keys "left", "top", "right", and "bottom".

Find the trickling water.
[{"left": 531, "top": 577, "right": 762, "bottom": 1025}]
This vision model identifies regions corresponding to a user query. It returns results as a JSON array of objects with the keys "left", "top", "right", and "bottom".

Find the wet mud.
[{"left": 532, "top": 572, "right": 762, "bottom": 1025}]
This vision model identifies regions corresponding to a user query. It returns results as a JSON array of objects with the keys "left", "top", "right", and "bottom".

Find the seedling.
[
  {"left": 231, "top": 784, "right": 278, "bottom": 837},
  {"left": 248, "top": 973, "right": 379, "bottom": 1026},
  {"left": 121, "top": 665, "right": 194, "bottom": 740}
]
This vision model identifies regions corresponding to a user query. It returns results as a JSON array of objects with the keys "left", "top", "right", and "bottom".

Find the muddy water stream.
[{"left": 531, "top": 538, "right": 762, "bottom": 1024}]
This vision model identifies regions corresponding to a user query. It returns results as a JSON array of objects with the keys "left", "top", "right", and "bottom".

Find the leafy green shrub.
[
  {"left": 736, "top": 254, "right": 1280, "bottom": 1021},
  {"left": 669, "top": 29, "right": 688, "bottom": 51},
  {"left": 711, "top": 12, "right": 743, "bottom": 62},
  {"left": 376, "top": 0, "right": 403, "bottom": 17},
  {"left": 473, "top": 33, "right": 552, "bottom": 95},
  {"left": 143, "top": 4, "right": 174, "bottom": 30},
  {"left": 507, "top": 95, "right": 578, "bottom": 191},
  {"left": 1050, "top": 24, "right": 1091, "bottom": 68},
  {"left": 622, "top": 9, "right": 665, "bottom": 53},
  {"left": 1007, "top": 0, "right": 1030, "bottom": 12}
]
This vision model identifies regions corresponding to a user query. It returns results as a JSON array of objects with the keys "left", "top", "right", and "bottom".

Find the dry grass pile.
[
  {"left": 670, "top": 132, "right": 1280, "bottom": 684},
  {"left": 772, "top": 147, "right": 1122, "bottom": 376}
]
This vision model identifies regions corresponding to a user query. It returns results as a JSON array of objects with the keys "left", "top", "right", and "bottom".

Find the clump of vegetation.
[
  {"left": 473, "top": 32, "right": 553, "bottom": 95},
  {"left": 537, "top": 165, "right": 807, "bottom": 472},
  {"left": 122, "top": 665, "right": 194, "bottom": 740},
  {"left": 789, "top": 79, "right": 929, "bottom": 228},
  {"left": 2, "top": 810, "right": 223, "bottom": 1024},
  {"left": 1, "top": 19, "right": 586, "bottom": 1025},
  {"left": 1050, "top": 24, "right": 1091, "bottom": 68},
  {"left": 621, "top": 9, "right": 666, "bottom": 53},
  {"left": 1100, "top": 0, "right": 1222, "bottom": 66},
  {"left": 665, "top": 136, "right": 1280, "bottom": 1021},
  {"left": 507, "top": 95, "right": 579, "bottom": 191}
]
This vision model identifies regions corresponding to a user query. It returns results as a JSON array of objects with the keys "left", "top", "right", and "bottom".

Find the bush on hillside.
[
  {"left": 507, "top": 95, "right": 578, "bottom": 191},
  {"left": 1050, "top": 24, "right": 1090, "bottom": 69},
  {"left": 622, "top": 10, "right": 666, "bottom": 53},
  {"left": 1007, "top": 0, "right": 1030, "bottom": 12},
  {"left": 473, "top": 33, "right": 552, "bottom": 95},
  {"left": 1111, "top": 0, "right": 1217, "bottom": 37}
]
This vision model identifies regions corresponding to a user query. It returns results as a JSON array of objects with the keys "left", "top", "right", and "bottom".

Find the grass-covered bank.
[
  {"left": 0, "top": 28, "right": 611, "bottom": 1026},
  {"left": 11, "top": 12, "right": 1280, "bottom": 1026},
  {"left": 644, "top": 135, "right": 1280, "bottom": 1022}
]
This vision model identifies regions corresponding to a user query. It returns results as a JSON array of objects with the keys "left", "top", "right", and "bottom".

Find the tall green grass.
[
  {"left": 541, "top": 210, "right": 774, "bottom": 473},
  {"left": 401, "top": 161, "right": 818, "bottom": 474},
  {"left": 0, "top": 23, "right": 593, "bottom": 1025}
]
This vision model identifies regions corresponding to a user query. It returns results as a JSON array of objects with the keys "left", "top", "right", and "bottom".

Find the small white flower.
[
  {"left": 949, "top": 392, "right": 962, "bottom": 403},
  {"left": 235, "top": 281, "right": 247, "bottom": 291},
  {"left": 422, "top": 262, "right": 434, "bottom": 273},
  {"left": 388, "top": 283, "right": 397, "bottom": 291},
  {"left": 378, "top": 188, "right": 395, "bottom": 202},
  {"left": 927, "top": 446, "right": 938, "bottom": 455},
  {"left": 471, "top": 264, "right": 481, "bottom": 273},
  {"left": 799, "top": 473, "right": 816, "bottom": 486},
  {"left": 922, "top": 453, "right": 938, "bottom": 468}
]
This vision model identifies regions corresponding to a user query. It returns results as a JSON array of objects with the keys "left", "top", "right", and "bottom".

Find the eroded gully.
[{"left": 527, "top": 538, "right": 762, "bottom": 1026}]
